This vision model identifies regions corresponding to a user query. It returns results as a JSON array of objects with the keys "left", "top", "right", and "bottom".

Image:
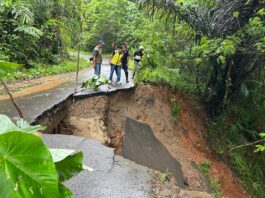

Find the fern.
[{"left": 15, "top": 25, "right": 43, "bottom": 38}]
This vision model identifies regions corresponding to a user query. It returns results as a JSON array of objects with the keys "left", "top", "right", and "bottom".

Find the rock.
[{"left": 179, "top": 190, "right": 213, "bottom": 198}]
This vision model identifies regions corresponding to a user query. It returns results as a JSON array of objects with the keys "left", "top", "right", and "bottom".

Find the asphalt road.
[
  {"left": 44, "top": 134, "right": 152, "bottom": 198},
  {"left": 0, "top": 57, "right": 134, "bottom": 122}
]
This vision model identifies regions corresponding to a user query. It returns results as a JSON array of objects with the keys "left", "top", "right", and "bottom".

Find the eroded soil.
[{"left": 58, "top": 85, "right": 249, "bottom": 198}]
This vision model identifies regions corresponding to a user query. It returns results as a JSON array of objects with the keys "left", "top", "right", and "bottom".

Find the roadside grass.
[
  {"left": 171, "top": 98, "right": 182, "bottom": 122},
  {"left": 136, "top": 66, "right": 195, "bottom": 96},
  {"left": 198, "top": 161, "right": 223, "bottom": 198},
  {"left": 206, "top": 113, "right": 265, "bottom": 198},
  {"left": 68, "top": 48, "right": 91, "bottom": 56},
  {"left": 68, "top": 49, "right": 110, "bottom": 58},
  {"left": 4, "top": 56, "right": 90, "bottom": 82}
]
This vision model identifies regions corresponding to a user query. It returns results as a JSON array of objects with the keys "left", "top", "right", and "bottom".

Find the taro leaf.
[
  {"left": 0, "top": 114, "right": 19, "bottom": 134},
  {"left": 82, "top": 164, "right": 94, "bottom": 172},
  {"left": 49, "top": 149, "right": 84, "bottom": 182},
  {"left": 0, "top": 61, "right": 21, "bottom": 77},
  {"left": 50, "top": 149, "right": 94, "bottom": 171},
  {"left": 0, "top": 132, "right": 59, "bottom": 198},
  {"left": 58, "top": 183, "right": 73, "bottom": 198},
  {"left": 49, "top": 149, "right": 76, "bottom": 163},
  {"left": 16, "top": 118, "right": 45, "bottom": 133},
  {"left": 0, "top": 114, "right": 45, "bottom": 134}
]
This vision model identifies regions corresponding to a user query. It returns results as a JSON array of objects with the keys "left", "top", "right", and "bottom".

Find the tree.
[{"left": 137, "top": 0, "right": 265, "bottom": 114}]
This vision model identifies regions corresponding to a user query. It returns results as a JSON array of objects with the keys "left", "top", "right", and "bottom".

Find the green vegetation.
[
  {"left": 83, "top": 0, "right": 141, "bottom": 53},
  {"left": 154, "top": 170, "right": 172, "bottom": 184},
  {"left": 171, "top": 98, "right": 182, "bottom": 122},
  {"left": 255, "top": 133, "right": 265, "bottom": 152},
  {"left": 137, "top": 67, "right": 195, "bottom": 96},
  {"left": 132, "top": 1, "right": 265, "bottom": 197},
  {"left": 198, "top": 161, "right": 222, "bottom": 198},
  {"left": 1, "top": 0, "right": 265, "bottom": 197},
  {"left": 206, "top": 112, "right": 265, "bottom": 197},
  {"left": 198, "top": 161, "right": 212, "bottom": 178},
  {"left": 81, "top": 75, "right": 108, "bottom": 91},
  {"left": 0, "top": 114, "right": 86, "bottom": 197},
  {"left": 4, "top": 57, "right": 89, "bottom": 82}
]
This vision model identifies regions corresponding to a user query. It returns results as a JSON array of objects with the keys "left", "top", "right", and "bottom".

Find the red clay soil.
[
  {"left": 174, "top": 92, "right": 249, "bottom": 198},
  {"left": 107, "top": 85, "right": 249, "bottom": 198},
  {"left": 152, "top": 86, "right": 249, "bottom": 198},
  {"left": 62, "top": 84, "right": 249, "bottom": 198}
]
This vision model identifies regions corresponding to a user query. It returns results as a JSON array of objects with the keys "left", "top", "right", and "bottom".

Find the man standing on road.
[
  {"left": 132, "top": 46, "right": 144, "bottom": 79},
  {"left": 93, "top": 40, "right": 105, "bottom": 76},
  {"left": 109, "top": 42, "right": 117, "bottom": 60},
  {"left": 109, "top": 46, "right": 123, "bottom": 85},
  {"left": 122, "top": 43, "right": 130, "bottom": 83}
]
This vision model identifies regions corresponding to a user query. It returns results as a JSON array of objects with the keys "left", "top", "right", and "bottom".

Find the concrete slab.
[
  {"left": 43, "top": 134, "right": 152, "bottom": 198},
  {"left": 123, "top": 117, "right": 185, "bottom": 187}
]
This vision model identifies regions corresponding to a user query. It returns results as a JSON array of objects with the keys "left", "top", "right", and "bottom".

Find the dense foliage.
[
  {"left": 82, "top": 0, "right": 143, "bottom": 53},
  {"left": 1, "top": 0, "right": 265, "bottom": 197},
  {"left": 130, "top": 0, "right": 265, "bottom": 197},
  {"left": 0, "top": 0, "right": 67, "bottom": 66}
]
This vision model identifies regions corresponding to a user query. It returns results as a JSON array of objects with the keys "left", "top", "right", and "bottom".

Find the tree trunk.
[
  {"left": 0, "top": 78, "right": 24, "bottom": 119},
  {"left": 74, "top": 15, "right": 83, "bottom": 94}
]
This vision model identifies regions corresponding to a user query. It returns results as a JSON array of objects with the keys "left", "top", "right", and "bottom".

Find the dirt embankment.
[{"left": 57, "top": 85, "right": 249, "bottom": 198}]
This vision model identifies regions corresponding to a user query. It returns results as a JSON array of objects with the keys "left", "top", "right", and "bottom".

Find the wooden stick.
[
  {"left": 74, "top": 15, "right": 83, "bottom": 95},
  {"left": 230, "top": 139, "right": 265, "bottom": 151},
  {"left": 0, "top": 78, "right": 24, "bottom": 118}
]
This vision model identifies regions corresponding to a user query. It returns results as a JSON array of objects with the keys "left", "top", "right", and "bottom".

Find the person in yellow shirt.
[{"left": 109, "top": 46, "right": 123, "bottom": 85}]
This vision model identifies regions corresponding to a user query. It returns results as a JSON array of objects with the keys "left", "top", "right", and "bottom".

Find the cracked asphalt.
[
  {"left": 0, "top": 56, "right": 134, "bottom": 123},
  {"left": 43, "top": 134, "right": 152, "bottom": 198}
]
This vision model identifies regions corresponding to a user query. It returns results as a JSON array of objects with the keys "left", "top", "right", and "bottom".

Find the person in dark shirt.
[
  {"left": 122, "top": 43, "right": 130, "bottom": 83},
  {"left": 132, "top": 46, "right": 144, "bottom": 79},
  {"left": 93, "top": 40, "right": 105, "bottom": 76},
  {"left": 109, "top": 42, "right": 117, "bottom": 64}
]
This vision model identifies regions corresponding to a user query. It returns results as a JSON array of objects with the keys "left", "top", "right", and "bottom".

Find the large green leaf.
[
  {"left": 50, "top": 149, "right": 84, "bottom": 182},
  {"left": 58, "top": 183, "right": 73, "bottom": 198},
  {"left": 0, "top": 132, "right": 59, "bottom": 198},
  {"left": 0, "top": 61, "right": 21, "bottom": 78},
  {"left": 16, "top": 118, "right": 45, "bottom": 133},
  {"left": 49, "top": 149, "right": 76, "bottom": 163},
  {"left": 0, "top": 114, "right": 45, "bottom": 134}
]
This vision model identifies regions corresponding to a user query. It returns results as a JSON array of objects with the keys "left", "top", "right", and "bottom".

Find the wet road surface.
[{"left": 0, "top": 57, "right": 134, "bottom": 122}]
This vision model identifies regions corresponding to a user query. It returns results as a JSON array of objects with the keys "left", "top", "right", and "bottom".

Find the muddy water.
[{"left": 35, "top": 85, "right": 249, "bottom": 198}]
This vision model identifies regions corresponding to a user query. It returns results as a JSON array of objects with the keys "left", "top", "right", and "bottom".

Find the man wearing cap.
[
  {"left": 93, "top": 40, "right": 105, "bottom": 76},
  {"left": 132, "top": 46, "right": 144, "bottom": 79}
]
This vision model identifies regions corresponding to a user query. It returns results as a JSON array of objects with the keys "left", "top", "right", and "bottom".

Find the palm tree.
[{"left": 137, "top": 0, "right": 265, "bottom": 114}]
